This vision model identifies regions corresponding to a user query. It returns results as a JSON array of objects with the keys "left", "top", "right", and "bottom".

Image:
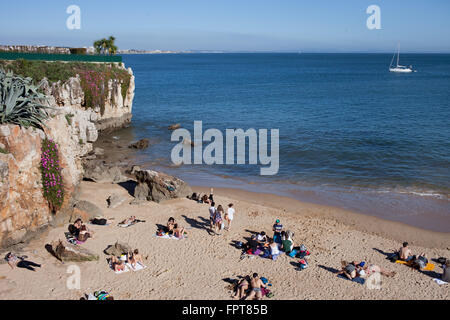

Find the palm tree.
[{"left": 93, "top": 36, "right": 117, "bottom": 55}]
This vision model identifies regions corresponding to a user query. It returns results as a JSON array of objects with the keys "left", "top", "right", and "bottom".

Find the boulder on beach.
[
  {"left": 133, "top": 170, "right": 192, "bottom": 203},
  {"left": 49, "top": 240, "right": 99, "bottom": 262},
  {"left": 70, "top": 200, "right": 103, "bottom": 222},
  {"left": 128, "top": 139, "right": 149, "bottom": 150},
  {"left": 104, "top": 242, "right": 132, "bottom": 256},
  {"left": 168, "top": 123, "right": 181, "bottom": 130},
  {"left": 83, "top": 161, "right": 127, "bottom": 183},
  {"left": 107, "top": 193, "right": 127, "bottom": 209}
]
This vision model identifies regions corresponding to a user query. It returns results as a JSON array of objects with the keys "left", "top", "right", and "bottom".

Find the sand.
[{"left": 0, "top": 181, "right": 449, "bottom": 300}]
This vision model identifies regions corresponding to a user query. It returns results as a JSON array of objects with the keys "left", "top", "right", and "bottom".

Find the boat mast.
[{"left": 397, "top": 43, "right": 400, "bottom": 67}]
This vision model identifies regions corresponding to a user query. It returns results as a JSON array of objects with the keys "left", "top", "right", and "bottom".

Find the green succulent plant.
[{"left": 0, "top": 69, "right": 51, "bottom": 130}]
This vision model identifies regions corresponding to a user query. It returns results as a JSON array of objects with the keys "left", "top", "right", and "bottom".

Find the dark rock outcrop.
[
  {"left": 133, "top": 170, "right": 192, "bottom": 203},
  {"left": 83, "top": 161, "right": 127, "bottom": 183},
  {"left": 104, "top": 241, "right": 132, "bottom": 256},
  {"left": 128, "top": 139, "right": 149, "bottom": 150}
]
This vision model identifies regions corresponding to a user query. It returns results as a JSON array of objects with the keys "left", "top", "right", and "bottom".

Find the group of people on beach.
[
  {"left": 232, "top": 273, "right": 269, "bottom": 300},
  {"left": 110, "top": 249, "right": 144, "bottom": 272},
  {"left": 68, "top": 218, "right": 94, "bottom": 242}
]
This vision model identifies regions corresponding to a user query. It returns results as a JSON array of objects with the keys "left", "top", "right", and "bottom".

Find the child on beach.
[
  {"left": 214, "top": 205, "right": 224, "bottom": 234},
  {"left": 225, "top": 203, "right": 235, "bottom": 230}
]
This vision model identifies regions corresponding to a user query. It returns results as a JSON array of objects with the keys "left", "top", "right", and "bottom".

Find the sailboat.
[{"left": 389, "top": 43, "right": 413, "bottom": 73}]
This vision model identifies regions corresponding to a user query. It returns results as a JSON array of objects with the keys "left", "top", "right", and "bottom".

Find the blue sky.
[{"left": 1, "top": 0, "right": 450, "bottom": 52}]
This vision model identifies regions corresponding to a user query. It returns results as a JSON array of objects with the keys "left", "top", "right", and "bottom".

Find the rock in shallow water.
[{"left": 128, "top": 139, "right": 149, "bottom": 150}]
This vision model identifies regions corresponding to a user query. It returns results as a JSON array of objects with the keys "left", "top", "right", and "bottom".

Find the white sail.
[{"left": 389, "top": 43, "right": 413, "bottom": 73}]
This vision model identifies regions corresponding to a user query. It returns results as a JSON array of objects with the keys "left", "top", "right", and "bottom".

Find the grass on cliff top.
[{"left": 0, "top": 59, "right": 131, "bottom": 115}]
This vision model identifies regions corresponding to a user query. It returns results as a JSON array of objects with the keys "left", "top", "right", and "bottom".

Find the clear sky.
[{"left": 1, "top": 0, "right": 449, "bottom": 52}]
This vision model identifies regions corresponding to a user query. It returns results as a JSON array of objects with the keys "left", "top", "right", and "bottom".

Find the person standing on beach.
[
  {"left": 209, "top": 202, "right": 216, "bottom": 231},
  {"left": 272, "top": 219, "right": 283, "bottom": 243},
  {"left": 225, "top": 203, "right": 235, "bottom": 231},
  {"left": 214, "top": 205, "right": 224, "bottom": 235}
]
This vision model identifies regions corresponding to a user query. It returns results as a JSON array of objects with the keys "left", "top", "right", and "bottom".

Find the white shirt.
[
  {"left": 227, "top": 207, "right": 235, "bottom": 220},
  {"left": 209, "top": 207, "right": 216, "bottom": 218}
]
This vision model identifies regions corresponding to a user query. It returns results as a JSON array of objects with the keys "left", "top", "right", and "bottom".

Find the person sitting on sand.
[
  {"left": 78, "top": 225, "right": 94, "bottom": 242},
  {"left": 412, "top": 253, "right": 429, "bottom": 270},
  {"left": 111, "top": 256, "right": 126, "bottom": 272},
  {"left": 247, "top": 273, "right": 267, "bottom": 300},
  {"left": 273, "top": 219, "right": 283, "bottom": 244},
  {"left": 5, "top": 252, "right": 42, "bottom": 272},
  {"left": 398, "top": 242, "right": 414, "bottom": 261},
  {"left": 442, "top": 259, "right": 450, "bottom": 283},
  {"left": 167, "top": 217, "right": 176, "bottom": 235},
  {"left": 256, "top": 231, "right": 268, "bottom": 246},
  {"left": 361, "top": 262, "right": 396, "bottom": 277},
  {"left": 173, "top": 223, "right": 186, "bottom": 238},
  {"left": 269, "top": 240, "right": 281, "bottom": 260},
  {"left": 338, "top": 261, "right": 359, "bottom": 280},
  {"left": 68, "top": 218, "right": 83, "bottom": 238},
  {"left": 225, "top": 203, "right": 235, "bottom": 231},
  {"left": 202, "top": 194, "right": 210, "bottom": 205},
  {"left": 233, "top": 275, "right": 251, "bottom": 300},
  {"left": 128, "top": 249, "right": 144, "bottom": 268},
  {"left": 209, "top": 202, "right": 216, "bottom": 230},
  {"left": 246, "top": 235, "right": 259, "bottom": 254},
  {"left": 214, "top": 205, "right": 224, "bottom": 234},
  {"left": 281, "top": 230, "right": 294, "bottom": 253}
]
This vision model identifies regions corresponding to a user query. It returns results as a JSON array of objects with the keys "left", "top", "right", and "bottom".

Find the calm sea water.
[{"left": 120, "top": 53, "right": 450, "bottom": 232}]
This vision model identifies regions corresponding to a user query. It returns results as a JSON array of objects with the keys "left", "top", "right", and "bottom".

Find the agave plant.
[{"left": 0, "top": 69, "right": 50, "bottom": 130}]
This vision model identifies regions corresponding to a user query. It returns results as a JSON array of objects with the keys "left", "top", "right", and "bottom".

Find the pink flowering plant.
[{"left": 40, "top": 138, "right": 64, "bottom": 211}]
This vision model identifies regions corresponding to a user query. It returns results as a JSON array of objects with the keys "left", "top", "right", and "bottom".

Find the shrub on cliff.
[
  {"left": 0, "top": 60, "right": 131, "bottom": 115},
  {"left": 40, "top": 138, "right": 64, "bottom": 212},
  {"left": 0, "top": 69, "right": 50, "bottom": 130}
]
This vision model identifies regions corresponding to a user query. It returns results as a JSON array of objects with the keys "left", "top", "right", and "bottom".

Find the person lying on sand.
[
  {"left": 360, "top": 262, "right": 396, "bottom": 277},
  {"left": 120, "top": 216, "right": 136, "bottom": 225},
  {"left": 411, "top": 253, "right": 429, "bottom": 270},
  {"left": 110, "top": 256, "right": 125, "bottom": 272},
  {"left": 5, "top": 252, "right": 42, "bottom": 272},
  {"left": 247, "top": 273, "right": 266, "bottom": 300},
  {"left": 129, "top": 249, "right": 144, "bottom": 268},
  {"left": 202, "top": 194, "right": 211, "bottom": 205},
  {"left": 233, "top": 275, "right": 251, "bottom": 300},
  {"left": 90, "top": 217, "right": 113, "bottom": 226},
  {"left": 338, "top": 261, "right": 360, "bottom": 280}
]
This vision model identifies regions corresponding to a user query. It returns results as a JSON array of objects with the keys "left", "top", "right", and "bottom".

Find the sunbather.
[
  {"left": 111, "top": 256, "right": 125, "bottom": 272},
  {"left": 269, "top": 240, "right": 281, "bottom": 260},
  {"left": 361, "top": 262, "right": 396, "bottom": 277},
  {"left": 256, "top": 231, "right": 268, "bottom": 246},
  {"left": 412, "top": 253, "right": 429, "bottom": 270},
  {"left": 78, "top": 225, "right": 94, "bottom": 241},
  {"left": 233, "top": 275, "right": 251, "bottom": 300},
  {"left": 120, "top": 216, "right": 136, "bottom": 225},
  {"left": 173, "top": 224, "right": 186, "bottom": 238},
  {"left": 338, "top": 261, "right": 359, "bottom": 280},
  {"left": 247, "top": 273, "right": 266, "bottom": 300},
  {"left": 5, "top": 252, "right": 42, "bottom": 271},
  {"left": 129, "top": 249, "right": 144, "bottom": 268},
  {"left": 398, "top": 242, "right": 414, "bottom": 261},
  {"left": 167, "top": 217, "right": 176, "bottom": 235}
]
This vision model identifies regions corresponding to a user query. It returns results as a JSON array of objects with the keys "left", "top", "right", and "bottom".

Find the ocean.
[{"left": 119, "top": 53, "right": 450, "bottom": 232}]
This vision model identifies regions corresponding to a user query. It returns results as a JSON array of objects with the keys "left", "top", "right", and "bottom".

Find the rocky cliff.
[{"left": 0, "top": 64, "right": 135, "bottom": 247}]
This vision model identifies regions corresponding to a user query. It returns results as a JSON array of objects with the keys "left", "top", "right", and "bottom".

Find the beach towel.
[
  {"left": 64, "top": 232, "right": 84, "bottom": 245},
  {"left": 126, "top": 262, "right": 147, "bottom": 272},
  {"left": 113, "top": 264, "right": 130, "bottom": 274},
  {"left": 338, "top": 274, "right": 365, "bottom": 285},
  {"left": 432, "top": 278, "right": 448, "bottom": 285},
  {"left": 395, "top": 260, "right": 435, "bottom": 271},
  {"left": 154, "top": 233, "right": 186, "bottom": 240}
]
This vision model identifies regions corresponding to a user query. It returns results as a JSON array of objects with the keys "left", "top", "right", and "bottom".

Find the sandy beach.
[{"left": 1, "top": 181, "right": 448, "bottom": 300}]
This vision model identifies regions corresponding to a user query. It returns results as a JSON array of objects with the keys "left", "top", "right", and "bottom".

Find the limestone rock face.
[
  {"left": 0, "top": 63, "right": 135, "bottom": 248},
  {"left": 134, "top": 170, "right": 192, "bottom": 203}
]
